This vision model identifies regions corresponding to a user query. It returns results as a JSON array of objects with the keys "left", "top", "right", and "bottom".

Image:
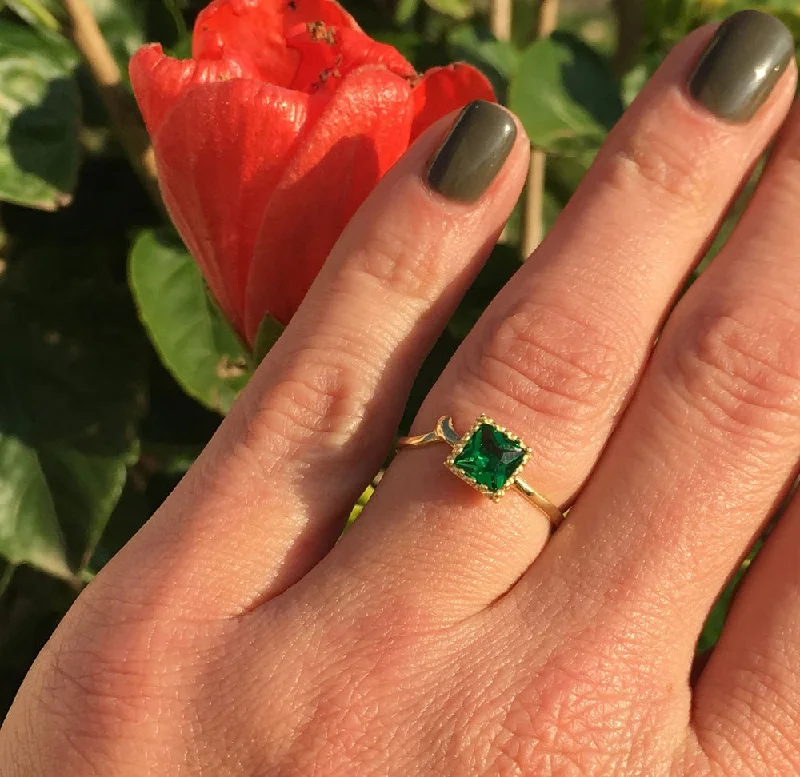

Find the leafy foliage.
[
  {"left": 130, "top": 229, "right": 251, "bottom": 414},
  {"left": 0, "top": 0, "right": 796, "bottom": 714},
  {"left": 0, "top": 239, "right": 147, "bottom": 578},
  {"left": 509, "top": 31, "right": 623, "bottom": 154},
  {"left": 0, "top": 23, "right": 79, "bottom": 209}
]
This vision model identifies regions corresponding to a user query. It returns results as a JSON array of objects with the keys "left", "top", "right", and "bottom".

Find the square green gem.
[{"left": 450, "top": 421, "right": 528, "bottom": 493}]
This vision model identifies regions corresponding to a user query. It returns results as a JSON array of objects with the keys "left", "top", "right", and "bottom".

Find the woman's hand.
[{"left": 3, "top": 11, "right": 800, "bottom": 776}]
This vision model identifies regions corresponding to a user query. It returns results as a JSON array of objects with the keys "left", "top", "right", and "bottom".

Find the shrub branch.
[
  {"left": 612, "top": 0, "right": 644, "bottom": 77},
  {"left": 490, "top": 0, "right": 512, "bottom": 43},
  {"left": 522, "top": 0, "right": 559, "bottom": 259},
  {"left": 59, "top": 0, "right": 164, "bottom": 213}
]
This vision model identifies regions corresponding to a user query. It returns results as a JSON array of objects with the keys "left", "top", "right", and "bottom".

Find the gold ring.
[{"left": 396, "top": 415, "right": 565, "bottom": 530}]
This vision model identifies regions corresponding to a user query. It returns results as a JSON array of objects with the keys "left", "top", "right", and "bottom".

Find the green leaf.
[
  {"left": 422, "top": 0, "right": 473, "bottom": 21},
  {"left": 0, "top": 435, "right": 68, "bottom": 579},
  {"left": 3, "top": 0, "right": 60, "bottom": 32},
  {"left": 644, "top": 0, "right": 689, "bottom": 41},
  {"left": 689, "top": 1, "right": 800, "bottom": 43},
  {"left": 0, "top": 561, "right": 16, "bottom": 599},
  {"left": 772, "top": 11, "right": 800, "bottom": 42},
  {"left": 129, "top": 229, "right": 252, "bottom": 415},
  {"left": 88, "top": 478, "right": 150, "bottom": 572},
  {"left": 161, "top": 0, "right": 188, "bottom": 40},
  {"left": 509, "top": 32, "right": 624, "bottom": 156},
  {"left": 5, "top": 0, "right": 181, "bottom": 66},
  {"left": 0, "top": 239, "right": 148, "bottom": 578},
  {"left": 0, "top": 22, "right": 80, "bottom": 210},
  {"left": 371, "top": 30, "right": 425, "bottom": 64},
  {"left": 168, "top": 32, "right": 193, "bottom": 59},
  {"left": 448, "top": 243, "right": 523, "bottom": 341},
  {"left": 400, "top": 328, "right": 460, "bottom": 433},
  {"left": 447, "top": 24, "right": 519, "bottom": 99},
  {"left": 393, "top": 0, "right": 419, "bottom": 25},
  {"left": 345, "top": 485, "right": 374, "bottom": 529},
  {"left": 698, "top": 540, "right": 762, "bottom": 652},
  {"left": 85, "top": 0, "right": 148, "bottom": 71},
  {"left": 252, "top": 313, "right": 285, "bottom": 366}
]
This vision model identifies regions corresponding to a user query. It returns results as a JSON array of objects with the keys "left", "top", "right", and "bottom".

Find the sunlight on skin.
[{"left": 4, "top": 7, "right": 800, "bottom": 777}]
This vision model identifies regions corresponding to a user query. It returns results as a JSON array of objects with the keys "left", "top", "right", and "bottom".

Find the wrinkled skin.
[{"left": 6, "top": 20, "right": 800, "bottom": 777}]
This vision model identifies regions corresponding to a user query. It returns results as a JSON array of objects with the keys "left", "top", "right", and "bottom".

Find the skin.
[{"left": 4, "top": 23, "right": 800, "bottom": 776}]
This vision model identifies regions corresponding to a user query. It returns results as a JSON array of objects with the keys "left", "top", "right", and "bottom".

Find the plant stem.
[
  {"left": 522, "top": 0, "right": 559, "bottom": 259},
  {"left": 536, "top": 0, "right": 559, "bottom": 40},
  {"left": 612, "top": 0, "right": 644, "bottom": 77},
  {"left": 59, "top": 0, "right": 165, "bottom": 213},
  {"left": 162, "top": 0, "right": 189, "bottom": 40},
  {"left": 490, "top": 0, "right": 512, "bottom": 42}
]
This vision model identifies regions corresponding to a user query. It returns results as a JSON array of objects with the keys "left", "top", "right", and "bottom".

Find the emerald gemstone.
[{"left": 450, "top": 422, "right": 527, "bottom": 493}]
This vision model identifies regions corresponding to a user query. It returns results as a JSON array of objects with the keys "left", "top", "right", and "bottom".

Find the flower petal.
[
  {"left": 193, "top": 0, "right": 360, "bottom": 86},
  {"left": 286, "top": 23, "right": 415, "bottom": 94},
  {"left": 130, "top": 44, "right": 250, "bottom": 135},
  {"left": 245, "top": 66, "right": 413, "bottom": 340},
  {"left": 410, "top": 63, "right": 495, "bottom": 142},
  {"left": 282, "top": 0, "right": 360, "bottom": 30},
  {"left": 152, "top": 79, "right": 320, "bottom": 337}
]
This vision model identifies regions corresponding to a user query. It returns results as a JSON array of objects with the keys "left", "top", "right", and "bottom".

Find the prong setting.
[{"left": 445, "top": 414, "right": 531, "bottom": 499}]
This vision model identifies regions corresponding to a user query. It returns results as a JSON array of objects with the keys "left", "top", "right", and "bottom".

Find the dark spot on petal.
[
  {"left": 307, "top": 20, "right": 336, "bottom": 44},
  {"left": 317, "top": 63, "right": 342, "bottom": 85}
]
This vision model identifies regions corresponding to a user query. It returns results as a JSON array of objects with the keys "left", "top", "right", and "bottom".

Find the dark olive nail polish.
[
  {"left": 427, "top": 101, "right": 517, "bottom": 203},
  {"left": 689, "top": 10, "right": 794, "bottom": 123}
]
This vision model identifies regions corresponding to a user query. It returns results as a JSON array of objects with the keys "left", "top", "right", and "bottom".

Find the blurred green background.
[{"left": 0, "top": 0, "right": 796, "bottom": 717}]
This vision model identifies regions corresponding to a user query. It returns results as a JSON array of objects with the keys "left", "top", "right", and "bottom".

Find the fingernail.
[
  {"left": 689, "top": 10, "right": 794, "bottom": 123},
  {"left": 427, "top": 100, "right": 517, "bottom": 203}
]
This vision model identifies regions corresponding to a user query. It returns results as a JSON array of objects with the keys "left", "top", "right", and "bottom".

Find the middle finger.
[{"left": 320, "top": 14, "right": 796, "bottom": 620}]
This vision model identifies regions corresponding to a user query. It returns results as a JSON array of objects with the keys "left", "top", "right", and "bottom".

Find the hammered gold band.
[{"left": 396, "top": 416, "right": 565, "bottom": 530}]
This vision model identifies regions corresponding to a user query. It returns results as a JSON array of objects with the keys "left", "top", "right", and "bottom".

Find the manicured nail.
[
  {"left": 427, "top": 100, "right": 517, "bottom": 203},
  {"left": 689, "top": 10, "right": 794, "bottom": 123}
]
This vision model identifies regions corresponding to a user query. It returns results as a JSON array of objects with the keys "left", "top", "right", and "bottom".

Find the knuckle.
[
  {"left": 464, "top": 298, "right": 631, "bottom": 428},
  {"left": 666, "top": 302, "right": 800, "bottom": 441},
  {"left": 286, "top": 681, "right": 395, "bottom": 775},
  {"left": 267, "top": 610, "right": 429, "bottom": 775},
  {"left": 461, "top": 645, "right": 667, "bottom": 776},
  {"left": 606, "top": 107, "right": 720, "bottom": 211},
  {"left": 347, "top": 204, "right": 452, "bottom": 304},
  {"left": 247, "top": 341, "right": 370, "bottom": 455}
]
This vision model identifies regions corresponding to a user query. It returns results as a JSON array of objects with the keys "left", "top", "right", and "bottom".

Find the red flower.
[{"left": 130, "top": 0, "right": 494, "bottom": 345}]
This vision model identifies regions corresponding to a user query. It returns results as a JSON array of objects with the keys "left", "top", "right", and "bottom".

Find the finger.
[
  {"left": 517, "top": 15, "right": 800, "bottom": 677},
  {"left": 99, "top": 102, "right": 530, "bottom": 617},
  {"left": 315, "top": 14, "right": 796, "bottom": 621},
  {"left": 691, "top": 504, "right": 800, "bottom": 772}
]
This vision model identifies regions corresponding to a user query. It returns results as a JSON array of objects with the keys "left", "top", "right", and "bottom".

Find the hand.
[{"left": 3, "top": 11, "right": 800, "bottom": 776}]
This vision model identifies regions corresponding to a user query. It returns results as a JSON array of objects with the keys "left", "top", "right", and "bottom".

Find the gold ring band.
[{"left": 396, "top": 415, "right": 565, "bottom": 530}]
